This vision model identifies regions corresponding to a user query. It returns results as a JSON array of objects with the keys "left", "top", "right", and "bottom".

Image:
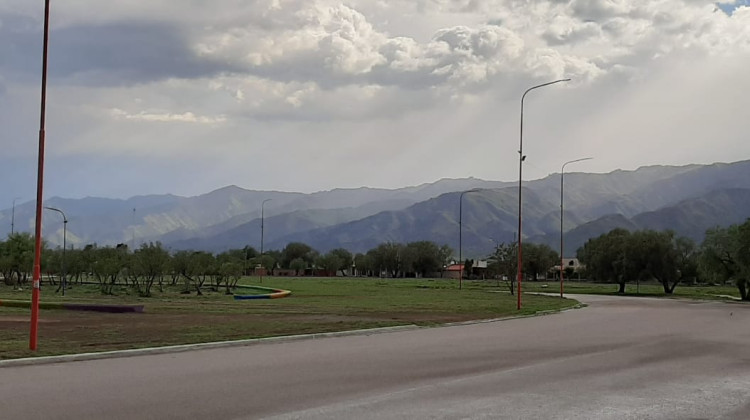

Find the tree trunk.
[
  {"left": 738, "top": 279, "right": 748, "bottom": 301},
  {"left": 618, "top": 282, "right": 626, "bottom": 294},
  {"left": 667, "top": 280, "right": 679, "bottom": 294},
  {"left": 659, "top": 279, "right": 671, "bottom": 294}
]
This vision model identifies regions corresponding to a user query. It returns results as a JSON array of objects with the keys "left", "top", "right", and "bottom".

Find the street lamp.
[
  {"left": 459, "top": 188, "right": 482, "bottom": 290},
  {"left": 44, "top": 206, "right": 67, "bottom": 296},
  {"left": 30, "top": 0, "right": 52, "bottom": 351},
  {"left": 517, "top": 78, "right": 570, "bottom": 310},
  {"left": 11, "top": 197, "right": 21, "bottom": 235},
  {"left": 260, "top": 198, "right": 272, "bottom": 283},
  {"left": 560, "top": 157, "right": 592, "bottom": 298}
]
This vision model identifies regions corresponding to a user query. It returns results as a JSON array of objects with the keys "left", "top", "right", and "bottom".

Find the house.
[
  {"left": 550, "top": 258, "right": 585, "bottom": 279},
  {"left": 443, "top": 264, "right": 463, "bottom": 279},
  {"left": 443, "top": 260, "right": 489, "bottom": 279}
]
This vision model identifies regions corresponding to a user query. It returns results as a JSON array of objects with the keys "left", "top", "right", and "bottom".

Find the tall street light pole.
[
  {"left": 517, "top": 78, "right": 570, "bottom": 311},
  {"left": 30, "top": 0, "right": 51, "bottom": 351},
  {"left": 560, "top": 157, "right": 592, "bottom": 298},
  {"left": 459, "top": 188, "right": 482, "bottom": 290},
  {"left": 260, "top": 199, "right": 272, "bottom": 283},
  {"left": 131, "top": 208, "right": 136, "bottom": 250},
  {"left": 44, "top": 206, "right": 67, "bottom": 296},
  {"left": 11, "top": 197, "right": 21, "bottom": 235}
]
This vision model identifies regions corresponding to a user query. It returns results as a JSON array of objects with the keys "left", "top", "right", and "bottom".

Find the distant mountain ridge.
[
  {"left": 531, "top": 187, "right": 750, "bottom": 256},
  {"left": 3, "top": 160, "right": 750, "bottom": 258}
]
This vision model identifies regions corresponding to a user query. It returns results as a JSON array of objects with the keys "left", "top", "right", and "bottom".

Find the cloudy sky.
[{"left": 1, "top": 0, "right": 749, "bottom": 208}]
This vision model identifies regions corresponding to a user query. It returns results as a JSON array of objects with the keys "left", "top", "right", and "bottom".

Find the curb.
[
  {"left": 0, "top": 324, "right": 420, "bottom": 368},
  {"left": 0, "top": 300, "right": 585, "bottom": 369}
]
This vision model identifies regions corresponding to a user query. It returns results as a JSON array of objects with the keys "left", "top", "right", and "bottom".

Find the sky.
[{"left": 1, "top": 0, "right": 749, "bottom": 210}]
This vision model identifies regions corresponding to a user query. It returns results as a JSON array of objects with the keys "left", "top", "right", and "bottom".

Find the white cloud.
[
  {"left": 110, "top": 109, "right": 227, "bottom": 124},
  {"left": 1, "top": 0, "right": 749, "bottom": 203}
]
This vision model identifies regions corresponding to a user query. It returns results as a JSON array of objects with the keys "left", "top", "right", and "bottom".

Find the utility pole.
[
  {"left": 30, "top": 0, "right": 52, "bottom": 351},
  {"left": 11, "top": 197, "right": 21, "bottom": 235}
]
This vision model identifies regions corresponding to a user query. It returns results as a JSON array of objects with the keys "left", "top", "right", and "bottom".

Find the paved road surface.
[{"left": 2, "top": 295, "right": 749, "bottom": 419}]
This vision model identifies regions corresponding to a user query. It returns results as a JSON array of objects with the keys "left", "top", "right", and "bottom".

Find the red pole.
[{"left": 30, "top": 0, "right": 51, "bottom": 351}]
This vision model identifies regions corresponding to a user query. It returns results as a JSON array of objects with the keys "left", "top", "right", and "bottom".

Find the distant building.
[
  {"left": 444, "top": 264, "right": 463, "bottom": 279},
  {"left": 443, "top": 260, "right": 489, "bottom": 279},
  {"left": 551, "top": 258, "right": 585, "bottom": 278}
]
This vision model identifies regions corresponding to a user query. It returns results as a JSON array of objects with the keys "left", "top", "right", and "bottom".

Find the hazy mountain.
[
  {"left": 264, "top": 188, "right": 559, "bottom": 256},
  {"left": 531, "top": 188, "right": 750, "bottom": 256},
  {"left": 530, "top": 214, "right": 638, "bottom": 258},
  {"left": 4, "top": 160, "right": 750, "bottom": 255},
  {"left": 0, "top": 178, "right": 510, "bottom": 247},
  {"left": 522, "top": 163, "right": 704, "bottom": 220},
  {"left": 167, "top": 204, "right": 402, "bottom": 252},
  {"left": 631, "top": 188, "right": 750, "bottom": 241}
]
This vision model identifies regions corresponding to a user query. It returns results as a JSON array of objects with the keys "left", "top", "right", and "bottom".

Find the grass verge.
[{"left": 0, "top": 277, "right": 577, "bottom": 360}]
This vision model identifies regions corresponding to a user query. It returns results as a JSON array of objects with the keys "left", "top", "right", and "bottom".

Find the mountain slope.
[
  {"left": 4, "top": 159, "right": 750, "bottom": 253},
  {"left": 264, "top": 188, "right": 557, "bottom": 256},
  {"left": 531, "top": 188, "right": 750, "bottom": 257}
]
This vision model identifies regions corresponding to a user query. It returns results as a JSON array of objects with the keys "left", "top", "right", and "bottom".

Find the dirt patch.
[
  {"left": 0, "top": 307, "right": 490, "bottom": 359},
  {"left": 0, "top": 317, "right": 59, "bottom": 323}
]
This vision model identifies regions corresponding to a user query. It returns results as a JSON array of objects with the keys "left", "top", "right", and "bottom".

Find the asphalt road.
[{"left": 2, "top": 295, "right": 749, "bottom": 420}]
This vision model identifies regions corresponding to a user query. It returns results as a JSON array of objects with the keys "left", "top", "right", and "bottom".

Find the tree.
[
  {"left": 219, "top": 247, "right": 257, "bottom": 276},
  {"left": 487, "top": 242, "right": 517, "bottom": 294},
  {"left": 171, "top": 250, "right": 196, "bottom": 292},
  {"left": 404, "top": 241, "right": 449, "bottom": 278},
  {"left": 290, "top": 258, "right": 307, "bottom": 276},
  {"left": 258, "top": 254, "right": 276, "bottom": 273},
  {"left": 522, "top": 243, "right": 558, "bottom": 281},
  {"left": 243, "top": 246, "right": 259, "bottom": 260},
  {"left": 217, "top": 261, "right": 242, "bottom": 294},
  {"left": 579, "top": 228, "right": 697, "bottom": 294},
  {"left": 438, "top": 244, "right": 453, "bottom": 276},
  {"left": 674, "top": 236, "right": 699, "bottom": 284},
  {"left": 700, "top": 223, "right": 750, "bottom": 301},
  {"left": 131, "top": 242, "right": 170, "bottom": 297},
  {"left": 369, "top": 242, "right": 401, "bottom": 278},
  {"left": 627, "top": 230, "right": 696, "bottom": 294},
  {"left": 44, "top": 248, "right": 62, "bottom": 285},
  {"left": 91, "top": 245, "right": 128, "bottom": 295},
  {"left": 187, "top": 251, "right": 215, "bottom": 295},
  {"left": 315, "top": 253, "right": 343, "bottom": 276},
  {"left": 65, "top": 248, "right": 85, "bottom": 286},
  {"left": 463, "top": 259, "right": 473, "bottom": 279},
  {"left": 281, "top": 242, "right": 317, "bottom": 268},
  {"left": 353, "top": 253, "right": 373, "bottom": 276},
  {"left": 578, "top": 228, "right": 631, "bottom": 293},
  {"left": 0, "top": 233, "right": 38, "bottom": 287},
  {"left": 329, "top": 248, "right": 353, "bottom": 276},
  {"left": 216, "top": 250, "right": 244, "bottom": 292}
]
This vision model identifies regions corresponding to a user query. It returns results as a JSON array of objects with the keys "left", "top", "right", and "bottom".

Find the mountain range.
[{"left": 3, "top": 160, "right": 750, "bottom": 258}]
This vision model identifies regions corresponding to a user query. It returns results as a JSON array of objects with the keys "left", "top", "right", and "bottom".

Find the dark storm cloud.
[{"left": 0, "top": 14, "right": 239, "bottom": 86}]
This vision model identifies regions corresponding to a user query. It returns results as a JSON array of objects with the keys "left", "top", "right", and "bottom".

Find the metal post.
[
  {"left": 560, "top": 157, "right": 592, "bottom": 298},
  {"left": 517, "top": 78, "right": 570, "bottom": 310},
  {"left": 260, "top": 199, "right": 272, "bottom": 283},
  {"left": 131, "top": 208, "right": 136, "bottom": 250},
  {"left": 11, "top": 197, "right": 21, "bottom": 235},
  {"left": 44, "top": 207, "right": 67, "bottom": 296},
  {"left": 459, "top": 188, "right": 481, "bottom": 290},
  {"left": 30, "top": 0, "right": 51, "bottom": 351}
]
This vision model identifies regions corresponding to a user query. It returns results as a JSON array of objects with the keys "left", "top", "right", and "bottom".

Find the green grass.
[
  {"left": 521, "top": 279, "right": 742, "bottom": 300},
  {"left": 0, "top": 277, "right": 578, "bottom": 360}
]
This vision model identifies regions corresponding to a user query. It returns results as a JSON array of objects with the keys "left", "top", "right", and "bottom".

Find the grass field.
[
  {"left": 520, "top": 279, "right": 742, "bottom": 300},
  {"left": 0, "top": 277, "right": 577, "bottom": 360},
  {"left": 2, "top": 277, "right": 741, "bottom": 360}
]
